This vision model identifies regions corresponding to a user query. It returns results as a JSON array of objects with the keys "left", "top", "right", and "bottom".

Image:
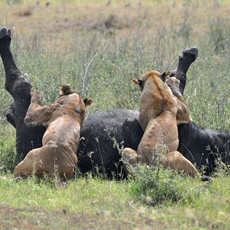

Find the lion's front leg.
[
  {"left": 172, "top": 47, "right": 199, "bottom": 95},
  {"left": 166, "top": 77, "right": 192, "bottom": 124},
  {"left": 122, "top": 147, "right": 143, "bottom": 174},
  {"left": 24, "top": 89, "right": 55, "bottom": 126}
]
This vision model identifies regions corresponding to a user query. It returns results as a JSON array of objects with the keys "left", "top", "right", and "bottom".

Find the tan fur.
[
  {"left": 165, "top": 77, "right": 192, "bottom": 124},
  {"left": 123, "top": 70, "right": 199, "bottom": 177},
  {"left": 13, "top": 85, "right": 92, "bottom": 180}
]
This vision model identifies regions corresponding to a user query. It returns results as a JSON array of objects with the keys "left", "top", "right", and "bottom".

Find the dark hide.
[
  {"left": 79, "top": 111, "right": 230, "bottom": 177},
  {"left": 0, "top": 28, "right": 46, "bottom": 164},
  {"left": 1, "top": 27, "right": 229, "bottom": 176},
  {"left": 178, "top": 123, "right": 230, "bottom": 175},
  {"left": 78, "top": 109, "right": 143, "bottom": 177},
  {"left": 170, "top": 47, "right": 199, "bottom": 95}
]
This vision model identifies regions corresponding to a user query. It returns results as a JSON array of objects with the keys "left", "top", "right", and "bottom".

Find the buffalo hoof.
[
  {"left": 0, "top": 27, "right": 12, "bottom": 41},
  {"left": 200, "top": 175, "right": 212, "bottom": 182},
  {"left": 180, "top": 47, "right": 198, "bottom": 63},
  {"left": 170, "top": 47, "right": 198, "bottom": 78}
]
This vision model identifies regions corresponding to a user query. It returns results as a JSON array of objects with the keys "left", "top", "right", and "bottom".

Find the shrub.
[
  {"left": 129, "top": 164, "right": 203, "bottom": 206},
  {"left": 208, "top": 16, "right": 230, "bottom": 53},
  {"left": 0, "top": 138, "right": 17, "bottom": 172}
]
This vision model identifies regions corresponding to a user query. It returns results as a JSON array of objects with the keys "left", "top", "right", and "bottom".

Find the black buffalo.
[{"left": 0, "top": 27, "right": 229, "bottom": 177}]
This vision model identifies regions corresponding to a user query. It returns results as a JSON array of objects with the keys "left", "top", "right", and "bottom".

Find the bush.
[
  {"left": 0, "top": 137, "right": 17, "bottom": 172},
  {"left": 208, "top": 16, "right": 230, "bottom": 53},
  {"left": 129, "top": 164, "right": 203, "bottom": 206}
]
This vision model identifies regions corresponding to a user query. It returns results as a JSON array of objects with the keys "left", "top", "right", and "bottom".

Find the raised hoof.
[
  {"left": 23, "top": 73, "right": 30, "bottom": 81},
  {"left": 170, "top": 47, "right": 198, "bottom": 78},
  {"left": 0, "top": 27, "right": 12, "bottom": 40},
  {"left": 170, "top": 70, "right": 176, "bottom": 77},
  {"left": 179, "top": 47, "right": 198, "bottom": 63},
  {"left": 200, "top": 175, "right": 212, "bottom": 182}
]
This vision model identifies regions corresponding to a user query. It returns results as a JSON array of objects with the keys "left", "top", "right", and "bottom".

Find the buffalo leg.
[
  {"left": 171, "top": 47, "right": 199, "bottom": 95},
  {"left": 0, "top": 28, "right": 21, "bottom": 94},
  {"left": 6, "top": 101, "right": 16, "bottom": 128},
  {"left": 0, "top": 27, "right": 46, "bottom": 162},
  {"left": 0, "top": 28, "right": 19, "bottom": 128}
]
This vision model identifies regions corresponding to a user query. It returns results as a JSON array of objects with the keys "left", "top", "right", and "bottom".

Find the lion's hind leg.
[
  {"left": 13, "top": 148, "right": 44, "bottom": 178},
  {"left": 122, "top": 147, "right": 142, "bottom": 174},
  {"left": 160, "top": 151, "right": 200, "bottom": 178}
]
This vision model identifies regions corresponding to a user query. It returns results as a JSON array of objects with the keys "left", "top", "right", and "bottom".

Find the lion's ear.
[
  {"left": 133, "top": 79, "right": 143, "bottom": 87},
  {"left": 133, "top": 79, "right": 139, "bottom": 85},
  {"left": 84, "top": 98, "right": 93, "bottom": 107},
  {"left": 60, "top": 85, "right": 71, "bottom": 95},
  {"left": 161, "top": 71, "right": 171, "bottom": 82}
]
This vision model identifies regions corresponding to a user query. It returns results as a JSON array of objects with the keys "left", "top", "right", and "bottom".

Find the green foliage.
[
  {"left": 208, "top": 16, "right": 230, "bottom": 53},
  {"left": 0, "top": 171, "right": 229, "bottom": 229},
  {"left": 0, "top": 137, "right": 16, "bottom": 172},
  {"left": 0, "top": 124, "right": 16, "bottom": 172},
  {"left": 0, "top": 174, "right": 131, "bottom": 215},
  {"left": 211, "top": 156, "right": 230, "bottom": 177},
  {"left": 129, "top": 165, "right": 202, "bottom": 206}
]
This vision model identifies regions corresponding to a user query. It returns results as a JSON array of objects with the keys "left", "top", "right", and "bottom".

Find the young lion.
[
  {"left": 13, "top": 85, "right": 92, "bottom": 180},
  {"left": 123, "top": 70, "right": 200, "bottom": 177}
]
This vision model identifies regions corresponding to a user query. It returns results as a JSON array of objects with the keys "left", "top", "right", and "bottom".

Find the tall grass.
[{"left": 129, "top": 165, "right": 203, "bottom": 206}]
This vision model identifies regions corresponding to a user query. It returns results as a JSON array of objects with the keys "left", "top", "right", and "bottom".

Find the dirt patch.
[
  {"left": 14, "top": 6, "right": 33, "bottom": 17},
  {"left": 87, "top": 14, "right": 132, "bottom": 31},
  {"left": 51, "top": 13, "right": 134, "bottom": 33},
  {"left": 52, "top": 18, "right": 82, "bottom": 32},
  {"left": 0, "top": 203, "right": 136, "bottom": 229}
]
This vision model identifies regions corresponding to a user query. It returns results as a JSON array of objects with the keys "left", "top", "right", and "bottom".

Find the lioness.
[
  {"left": 123, "top": 70, "right": 200, "bottom": 177},
  {"left": 13, "top": 85, "right": 92, "bottom": 180}
]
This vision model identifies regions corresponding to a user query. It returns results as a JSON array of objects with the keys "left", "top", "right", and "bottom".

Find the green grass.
[
  {"left": 129, "top": 165, "right": 202, "bottom": 206},
  {"left": 0, "top": 171, "right": 229, "bottom": 229},
  {"left": 0, "top": 0, "right": 230, "bottom": 228}
]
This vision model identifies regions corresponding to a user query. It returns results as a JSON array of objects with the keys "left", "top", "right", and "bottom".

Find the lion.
[
  {"left": 123, "top": 70, "right": 200, "bottom": 177},
  {"left": 13, "top": 85, "right": 93, "bottom": 180}
]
